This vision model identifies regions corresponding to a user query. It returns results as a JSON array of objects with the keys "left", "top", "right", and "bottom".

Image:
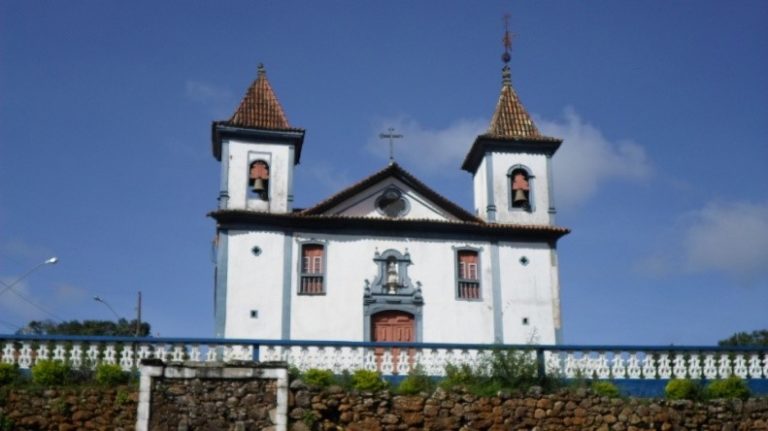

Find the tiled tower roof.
[
  {"left": 487, "top": 66, "right": 541, "bottom": 138},
  {"left": 228, "top": 64, "right": 292, "bottom": 130}
]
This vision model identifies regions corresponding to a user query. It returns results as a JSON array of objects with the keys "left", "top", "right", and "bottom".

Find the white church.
[{"left": 209, "top": 58, "right": 569, "bottom": 345}]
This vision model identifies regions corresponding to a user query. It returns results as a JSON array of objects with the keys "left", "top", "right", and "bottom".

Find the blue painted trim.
[
  {"left": 287, "top": 146, "right": 295, "bottom": 211},
  {"left": 507, "top": 164, "right": 535, "bottom": 213},
  {"left": 484, "top": 154, "right": 496, "bottom": 222},
  {"left": 281, "top": 232, "right": 294, "bottom": 339},
  {"left": 214, "top": 231, "right": 229, "bottom": 337},
  {"left": 546, "top": 155, "right": 556, "bottom": 223},
  {"left": 490, "top": 241, "right": 503, "bottom": 343},
  {"left": 218, "top": 142, "right": 230, "bottom": 209},
  {"left": 1, "top": 334, "right": 767, "bottom": 353}
]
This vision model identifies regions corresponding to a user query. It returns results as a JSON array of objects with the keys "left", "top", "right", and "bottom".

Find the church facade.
[{"left": 210, "top": 62, "right": 568, "bottom": 345}]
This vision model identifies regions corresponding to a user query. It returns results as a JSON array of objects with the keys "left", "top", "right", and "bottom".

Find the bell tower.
[
  {"left": 211, "top": 64, "right": 305, "bottom": 213},
  {"left": 461, "top": 28, "right": 562, "bottom": 226}
]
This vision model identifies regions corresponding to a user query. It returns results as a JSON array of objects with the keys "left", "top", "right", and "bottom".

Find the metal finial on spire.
[
  {"left": 502, "top": 14, "right": 512, "bottom": 64},
  {"left": 257, "top": 63, "right": 266, "bottom": 76},
  {"left": 501, "top": 14, "right": 513, "bottom": 85},
  {"left": 379, "top": 127, "right": 403, "bottom": 164}
]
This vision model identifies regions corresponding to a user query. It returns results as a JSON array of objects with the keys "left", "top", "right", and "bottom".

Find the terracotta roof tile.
[
  {"left": 487, "top": 66, "right": 542, "bottom": 139},
  {"left": 228, "top": 64, "right": 292, "bottom": 130},
  {"left": 210, "top": 209, "right": 570, "bottom": 240}
]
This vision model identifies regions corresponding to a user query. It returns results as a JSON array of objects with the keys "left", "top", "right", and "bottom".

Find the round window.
[{"left": 376, "top": 188, "right": 408, "bottom": 218}]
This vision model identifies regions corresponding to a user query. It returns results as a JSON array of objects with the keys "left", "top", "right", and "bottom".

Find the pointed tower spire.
[
  {"left": 211, "top": 63, "right": 305, "bottom": 163},
  {"left": 228, "top": 63, "right": 292, "bottom": 130},
  {"left": 487, "top": 19, "right": 542, "bottom": 139}
]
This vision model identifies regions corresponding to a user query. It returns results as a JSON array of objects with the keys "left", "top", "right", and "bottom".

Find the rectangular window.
[
  {"left": 300, "top": 244, "right": 325, "bottom": 294},
  {"left": 457, "top": 250, "right": 480, "bottom": 299}
]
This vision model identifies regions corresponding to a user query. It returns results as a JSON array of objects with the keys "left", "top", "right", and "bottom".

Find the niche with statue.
[{"left": 364, "top": 249, "right": 423, "bottom": 305}]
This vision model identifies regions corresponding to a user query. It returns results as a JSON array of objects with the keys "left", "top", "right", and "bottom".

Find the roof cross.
[{"left": 379, "top": 127, "right": 403, "bottom": 164}]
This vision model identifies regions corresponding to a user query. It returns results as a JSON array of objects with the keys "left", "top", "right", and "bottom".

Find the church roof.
[
  {"left": 461, "top": 66, "right": 562, "bottom": 173},
  {"left": 210, "top": 210, "right": 570, "bottom": 241},
  {"left": 487, "top": 66, "right": 545, "bottom": 139},
  {"left": 228, "top": 64, "right": 295, "bottom": 130},
  {"left": 301, "top": 162, "right": 480, "bottom": 222},
  {"left": 211, "top": 64, "right": 305, "bottom": 162}
]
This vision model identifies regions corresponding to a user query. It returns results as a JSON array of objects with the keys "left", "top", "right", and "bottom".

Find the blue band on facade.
[
  {"left": 281, "top": 232, "right": 294, "bottom": 339},
  {"left": 214, "top": 231, "right": 229, "bottom": 337},
  {"left": 490, "top": 241, "right": 503, "bottom": 343},
  {"left": 485, "top": 154, "right": 496, "bottom": 222}
]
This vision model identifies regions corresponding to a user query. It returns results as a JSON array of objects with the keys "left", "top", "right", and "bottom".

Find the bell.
[
  {"left": 513, "top": 189, "right": 528, "bottom": 205},
  {"left": 251, "top": 178, "right": 266, "bottom": 193}
]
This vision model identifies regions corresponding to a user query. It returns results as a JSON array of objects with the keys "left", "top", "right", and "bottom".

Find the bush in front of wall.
[
  {"left": 31, "top": 360, "right": 71, "bottom": 385},
  {"left": 94, "top": 363, "right": 130, "bottom": 386},
  {"left": 590, "top": 381, "right": 621, "bottom": 398},
  {"left": 301, "top": 368, "right": 335, "bottom": 388},
  {"left": 396, "top": 365, "right": 435, "bottom": 395},
  {"left": 705, "top": 376, "right": 750, "bottom": 400},
  {"left": 0, "top": 363, "right": 21, "bottom": 386},
  {"left": 351, "top": 369, "right": 388, "bottom": 392},
  {"left": 665, "top": 379, "right": 704, "bottom": 400}
]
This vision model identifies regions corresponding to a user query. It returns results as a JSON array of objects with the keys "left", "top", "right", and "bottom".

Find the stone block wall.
[
  {"left": 289, "top": 384, "right": 768, "bottom": 431},
  {"left": 0, "top": 386, "right": 137, "bottom": 430}
]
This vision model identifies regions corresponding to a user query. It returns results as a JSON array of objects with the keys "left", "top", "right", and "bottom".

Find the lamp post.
[
  {"left": 93, "top": 296, "right": 121, "bottom": 320},
  {"left": 0, "top": 257, "right": 59, "bottom": 298}
]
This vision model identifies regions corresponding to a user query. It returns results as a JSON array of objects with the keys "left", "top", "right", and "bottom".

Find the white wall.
[
  {"left": 224, "top": 138, "right": 292, "bottom": 213},
  {"left": 491, "top": 152, "right": 551, "bottom": 225},
  {"left": 326, "top": 178, "right": 459, "bottom": 221},
  {"left": 497, "top": 243, "right": 558, "bottom": 344},
  {"left": 223, "top": 229, "right": 559, "bottom": 345},
  {"left": 224, "top": 230, "right": 287, "bottom": 339},
  {"left": 473, "top": 152, "right": 552, "bottom": 225}
]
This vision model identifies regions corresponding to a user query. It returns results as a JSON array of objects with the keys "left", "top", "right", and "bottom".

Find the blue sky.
[{"left": 1, "top": 1, "right": 766, "bottom": 345}]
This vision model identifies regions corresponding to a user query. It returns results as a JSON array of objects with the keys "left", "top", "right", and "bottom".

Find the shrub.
[
  {"left": 665, "top": 379, "right": 703, "bottom": 400},
  {"left": 440, "top": 363, "right": 476, "bottom": 391},
  {"left": 31, "top": 360, "right": 70, "bottom": 385},
  {"left": 397, "top": 365, "right": 435, "bottom": 395},
  {"left": 351, "top": 369, "right": 388, "bottom": 392},
  {"left": 591, "top": 381, "right": 620, "bottom": 398},
  {"left": 706, "top": 376, "right": 750, "bottom": 400},
  {"left": 485, "top": 349, "right": 539, "bottom": 391},
  {"left": 95, "top": 363, "right": 130, "bottom": 386},
  {"left": 0, "top": 363, "right": 20, "bottom": 386},
  {"left": 302, "top": 368, "right": 334, "bottom": 388}
]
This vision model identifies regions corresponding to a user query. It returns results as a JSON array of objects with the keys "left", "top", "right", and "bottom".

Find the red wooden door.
[{"left": 372, "top": 311, "right": 414, "bottom": 373}]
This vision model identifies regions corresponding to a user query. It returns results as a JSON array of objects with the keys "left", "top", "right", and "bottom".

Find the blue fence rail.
[{"left": 2, "top": 334, "right": 767, "bottom": 382}]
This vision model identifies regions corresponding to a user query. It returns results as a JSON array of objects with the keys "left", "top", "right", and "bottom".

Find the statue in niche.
[{"left": 386, "top": 257, "right": 399, "bottom": 294}]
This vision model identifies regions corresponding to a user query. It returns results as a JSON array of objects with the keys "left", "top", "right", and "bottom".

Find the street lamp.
[
  {"left": 93, "top": 296, "right": 121, "bottom": 320},
  {"left": 0, "top": 257, "right": 59, "bottom": 298}
]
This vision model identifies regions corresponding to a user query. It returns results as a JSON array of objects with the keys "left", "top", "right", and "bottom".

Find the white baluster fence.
[{"left": 1, "top": 335, "right": 766, "bottom": 380}]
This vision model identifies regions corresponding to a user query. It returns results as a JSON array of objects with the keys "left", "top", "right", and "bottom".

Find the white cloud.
[
  {"left": 636, "top": 200, "right": 768, "bottom": 282},
  {"left": 366, "top": 116, "right": 486, "bottom": 175},
  {"left": 682, "top": 201, "right": 768, "bottom": 279},
  {"left": 366, "top": 109, "right": 651, "bottom": 210},
  {"left": 185, "top": 80, "right": 234, "bottom": 118},
  {"left": 539, "top": 108, "right": 651, "bottom": 209}
]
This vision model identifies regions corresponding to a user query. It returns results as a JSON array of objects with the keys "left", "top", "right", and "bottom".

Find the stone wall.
[
  {"left": 2, "top": 379, "right": 768, "bottom": 430},
  {"left": 0, "top": 386, "right": 137, "bottom": 430},
  {"left": 149, "top": 376, "right": 277, "bottom": 430},
  {"left": 289, "top": 384, "right": 768, "bottom": 431}
]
